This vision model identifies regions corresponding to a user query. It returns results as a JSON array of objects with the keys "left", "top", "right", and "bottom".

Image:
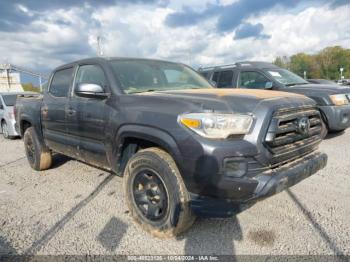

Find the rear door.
[
  {"left": 41, "top": 67, "right": 74, "bottom": 153},
  {"left": 216, "top": 70, "right": 235, "bottom": 88},
  {"left": 65, "top": 64, "right": 110, "bottom": 167}
]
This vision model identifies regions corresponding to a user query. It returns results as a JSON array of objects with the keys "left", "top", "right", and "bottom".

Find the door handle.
[{"left": 66, "top": 109, "right": 76, "bottom": 116}]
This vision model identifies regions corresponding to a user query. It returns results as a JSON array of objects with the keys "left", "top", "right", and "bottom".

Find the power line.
[{"left": 0, "top": 63, "right": 49, "bottom": 92}]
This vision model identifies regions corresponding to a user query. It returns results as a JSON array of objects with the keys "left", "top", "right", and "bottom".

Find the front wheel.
[
  {"left": 123, "top": 147, "right": 195, "bottom": 238},
  {"left": 23, "top": 127, "right": 52, "bottom": 171}
]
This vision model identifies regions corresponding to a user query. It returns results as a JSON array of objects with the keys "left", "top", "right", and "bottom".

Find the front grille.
[{"left": 265, "top": 106, "right": 323, "bottom": 165}]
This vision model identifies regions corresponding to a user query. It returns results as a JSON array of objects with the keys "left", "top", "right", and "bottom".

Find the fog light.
[{"left": 224, "top": 158, "right": 247, "bottom": 178}]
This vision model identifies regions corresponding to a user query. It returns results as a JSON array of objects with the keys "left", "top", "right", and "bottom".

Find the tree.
[
  {"left": 273, "top": 46, "right": 350, "bottom": 80},
  {"left": 22, "top": 83, "right": 40, "bottom": 92}
]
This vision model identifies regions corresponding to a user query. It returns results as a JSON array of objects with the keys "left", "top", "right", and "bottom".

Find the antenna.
[{"left": 97, "top": 36, "right": 103, "bottom": 56}]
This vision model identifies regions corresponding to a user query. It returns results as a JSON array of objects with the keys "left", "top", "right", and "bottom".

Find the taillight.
[
  {"left": 13, "top": 105, "right": 17, "bottom": 116},
  {"left": 8, "top": 107, "right": 15, "bottom": 119}
]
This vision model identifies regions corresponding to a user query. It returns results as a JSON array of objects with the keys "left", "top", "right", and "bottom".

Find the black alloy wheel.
[{"left": 132, "top": 170, "right": 168, "bottom": 221}]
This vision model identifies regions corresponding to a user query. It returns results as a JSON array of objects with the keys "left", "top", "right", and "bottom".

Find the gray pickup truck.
[
  {"left": 199, "top": 62, "right": 350, "bottom": 133},
  {"left": 15, "top": 57, "right": 327, "bottom": 237}
]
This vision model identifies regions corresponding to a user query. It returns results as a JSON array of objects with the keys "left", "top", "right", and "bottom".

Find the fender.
[
  {"left": 109, "top": 124, "right": 183, "bottom": 174},
  {"left": 307, "top": 95, "right": 330, "bottom": 106},
  {"left": 19, "top": 114, "right": 46, "bottom": 146}
]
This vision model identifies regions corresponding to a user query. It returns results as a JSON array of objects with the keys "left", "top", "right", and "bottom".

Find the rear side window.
[
  {"left": 217, "top": 70, "right": 234, "bottom": 88},
  {"left": 49, "top": 68, "right": 74, "bottom": 97},
  {"left": 199, "top": 71, "right": 209, "bottom": 79},
  {"left": 75, "top": 64, "right": 107, "bottom": 88},
  {"left": 2, "top": 95, "right": 17, "bottom": 106}
]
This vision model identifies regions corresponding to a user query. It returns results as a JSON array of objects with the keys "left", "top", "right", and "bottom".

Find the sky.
[{"left": 0, "top": 0, "right": 350, "bottom": 83}]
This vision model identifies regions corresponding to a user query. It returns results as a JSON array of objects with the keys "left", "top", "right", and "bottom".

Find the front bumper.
[
  {"left": 190, "top": 151, "right": 327, "bottom": 218},
  {"left": 320, "top": 104, "right": 350, "bottom": 131}
]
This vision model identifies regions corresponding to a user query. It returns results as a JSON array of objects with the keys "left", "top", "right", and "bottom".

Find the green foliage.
[
  {"left": 273, "top": 46, "right": 350, "bottom": 80},
  {"left": 22, "top": 83, "right": 40, "bottom": 93}
]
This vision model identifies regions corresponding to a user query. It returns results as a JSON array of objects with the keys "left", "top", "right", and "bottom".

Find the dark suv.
[
  {"left": 16, "top": 57, "right": 327, "bottom": 237},
  {"left": 199, "top": 62, "right": 350, "bottom": 133}
]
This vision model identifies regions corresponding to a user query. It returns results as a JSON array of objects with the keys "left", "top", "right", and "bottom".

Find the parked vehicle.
[
  {"left": 337, "top": 79, "right": 350, "bottom": 86},
  {"left": 199, "top": 62, "right": 350, "bottom": 133},
  {"left": 16, "top": 57, "right": 327, "bottom": 237},
  {"left": 308, "top": 79, "right": 337, "bottom": 85},
  {"left": 0, "top": 92, "right": 37, "bottom": 139}
]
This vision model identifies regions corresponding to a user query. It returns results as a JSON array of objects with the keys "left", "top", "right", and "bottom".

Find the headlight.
[
  {"left": 178, "top": 113, "right": 253, "bottom": 139},
  {"left": 330, "top": 94, "right": 349, "bottom": 106}
]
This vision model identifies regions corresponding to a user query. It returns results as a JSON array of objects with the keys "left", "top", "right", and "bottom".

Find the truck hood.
[
  {"left": 284, "top": 83, "right": 350, "bottom": 96},
  {"left": 137, "top": 88, "right": 314, "bottom": 114}
]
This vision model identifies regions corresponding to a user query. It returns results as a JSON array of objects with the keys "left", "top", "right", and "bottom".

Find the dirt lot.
[{"left": 0, "top": 131, "right": 349, "bottom": 256}]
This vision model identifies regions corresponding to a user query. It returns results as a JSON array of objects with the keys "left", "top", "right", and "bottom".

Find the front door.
[
  {"left": 237, "top": 70, "right": 273, "bottom": 89},
  {"left": 66, "top": 64, "right": 110, "bottom": 167}
]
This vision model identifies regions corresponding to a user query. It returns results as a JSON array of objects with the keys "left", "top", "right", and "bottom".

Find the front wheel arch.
[{"left": 112, "top": 125, "right": 182, "bottom": 174}]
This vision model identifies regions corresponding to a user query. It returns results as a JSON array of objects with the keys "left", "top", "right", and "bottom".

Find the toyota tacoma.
[{"left": 16, "top": 57, "right": 327, "bottom": 237}]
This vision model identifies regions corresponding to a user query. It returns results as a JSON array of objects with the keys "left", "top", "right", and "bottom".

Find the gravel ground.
[{"left": 0, "top": 130, "right": 349, "bottom": 256}]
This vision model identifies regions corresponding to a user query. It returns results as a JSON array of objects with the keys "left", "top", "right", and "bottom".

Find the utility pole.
[
  {"left": 340, "top": 67, "right": 344, "bottom": 80},
  {"left": 97, "top": 36, "right": 103, "bottom": 56},
  {"left": 6, "top": 68, "right": 11, "bottom": 92}
]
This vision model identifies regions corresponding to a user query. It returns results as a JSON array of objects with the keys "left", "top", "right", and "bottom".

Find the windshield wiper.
[
  {"left": 128, "top": 89, "right": 157, "bottom": 94},
  {"left": 285, "top": 83, "right": 308, "bottom": 87}
]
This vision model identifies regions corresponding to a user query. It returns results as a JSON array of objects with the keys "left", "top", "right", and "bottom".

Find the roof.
[
  {"left": 199, "top": 61, "right": 279, "bottom": 71},
  {"left": 236, "top": 61, "right": 279, "bottom": 69},
  {"left": 54, "top": 57, "right": 182, "bottom": 71}
]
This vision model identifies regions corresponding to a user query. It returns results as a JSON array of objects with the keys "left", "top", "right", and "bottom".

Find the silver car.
[{"left": 0, "top": 92, "right": 37, "bottom": 139}]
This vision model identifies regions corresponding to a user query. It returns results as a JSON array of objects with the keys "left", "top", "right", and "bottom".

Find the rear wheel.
[
  {"left": 1, "top": 121, "right": 10, "bottom": 139},
  {"left": 124, "top": 147, "right": 195, "bottom": 238},
  {"left": 24, "top": 127, "right": 52, "bottom": 171}
]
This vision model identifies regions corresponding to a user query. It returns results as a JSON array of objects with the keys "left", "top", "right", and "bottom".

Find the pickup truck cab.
[
  {"left": 199, "top": 62, "right": 350, "bottom": 133},
  {"left": 16, "top": 57, "right": 327, "bottom": 237}
]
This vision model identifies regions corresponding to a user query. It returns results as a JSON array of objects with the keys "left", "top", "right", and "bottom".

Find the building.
[{"left": 0, "top": 64, "right": 24, "bottom": 92}]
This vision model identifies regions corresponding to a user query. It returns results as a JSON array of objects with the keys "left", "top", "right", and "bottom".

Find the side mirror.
[
  {"left": 265, "top": 81, "right": 274, "bottom": 89},
  {"left": 75, "top": 83, "right": 110, "bottom": 99}
]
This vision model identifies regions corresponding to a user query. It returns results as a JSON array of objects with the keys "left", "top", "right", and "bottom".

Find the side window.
[
  {"left": 212, "top": 72, "right": 220, "bottom": 84},
  {"left": 238, "top": 71, "right": 271, "bottom": 89},
  {"left": 49, "top": 68, "right": 74, "bottom": 97},
  {"left": 75, "top": 65, "right": 107, "bottom": 89},
  {"left": 217, "top": 70, "right": 233, "bottom": 88},
  {"left": 0, "top": 98, "right": 3, "bottom": 109},
  {"left": 199, "top": 71, "right": 209, "bottom": 79}
]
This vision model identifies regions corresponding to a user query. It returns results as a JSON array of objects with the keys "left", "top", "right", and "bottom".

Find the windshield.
[
  {"left": 109, "top": 60, "right": 211, "bottom": 94},
  {"left": 2, "top": 95, "right": 17, "bottom": 106},
  {"left": 264, "top": 68, "right": 309, "bottom": 86}
]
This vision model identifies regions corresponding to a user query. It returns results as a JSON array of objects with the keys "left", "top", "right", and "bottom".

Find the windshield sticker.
[{"left": 269, "top": 71, "right": 282, "bottom": 77}]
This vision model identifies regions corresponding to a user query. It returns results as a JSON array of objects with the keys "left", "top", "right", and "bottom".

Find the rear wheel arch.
[{"left": 20, "top": 119, "right": 32, "bottom": 136}]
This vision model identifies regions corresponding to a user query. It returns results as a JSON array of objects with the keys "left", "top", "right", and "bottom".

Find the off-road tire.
[
  {"left": 24, "top": 127, "right": 52, "bottom": 171},
  {"left": 123, "top": 147, "right": 195, "bottom": 238}
]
